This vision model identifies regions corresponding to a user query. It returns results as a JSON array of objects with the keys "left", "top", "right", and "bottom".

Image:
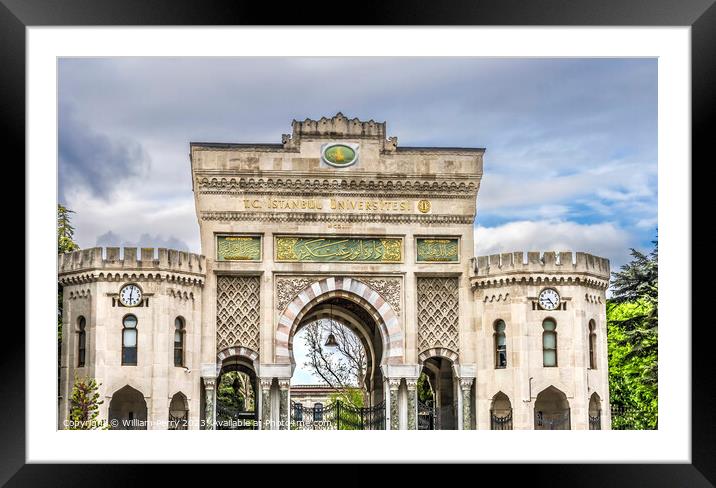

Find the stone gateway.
[{"left": 58, "top": 113, "right": 611, "bottom": 430}]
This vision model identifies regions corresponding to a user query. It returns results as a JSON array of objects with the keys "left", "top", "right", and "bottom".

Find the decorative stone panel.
[
  {"left": 275, "top": 278, "right": 316, "bottom": 311},
  {"left": 357, "top": 278, "right": 401, "bottom": 315},
  {"left": 275, "top": 276, "right": 402, "bottom": 315},
  {"left": 417, "top": 277, "right": 459, "bottom": 353},
  {"left": 216, "top": 276, "right": 260, "bottom": 352}
]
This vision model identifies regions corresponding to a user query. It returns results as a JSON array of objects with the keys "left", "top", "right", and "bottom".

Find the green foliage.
[
  {"left": 57, "top": 204, "right": 80, "bottom": 254},
  {"left": 328, "top": 389, "right": 365, "bottom": 430},
  {"left": 328, "top": 388, "right": 364, "bottom": 409},
  {"left": 417, "top": 372, "right": 434, "bottom": 403},
  {"left": 216, "top": 371, "right": 254, "bottom": 411},
  {"left": 68, "top": 376, "right": 108, "bottom": 430},
  {"left": 57, "top": 205, "right": 80, "bottom": 343},
  {"left": 607, "top": 239, "right": 658, "bottom": 429}
]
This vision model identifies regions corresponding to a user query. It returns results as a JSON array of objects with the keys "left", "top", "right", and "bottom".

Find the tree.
[
  {"left": 607, "top": 238, "right": 658, "bottom": 429},
  {"left": 58, "top": 204, "right": 80, "bottom": 254},
  {"left": 217, "top": 371, "right": 254, "bottom": 412},
  {"left": 68, "top": 376, "right": 107, "bottom": 430},
  {"left": 57, "top": 205, "right": 80, "bottom": 343},
  {"left": 417, "top": 373, "right": 434, "bottom": 404},
  {"left": 302, "top": 318, "right": 367, "bottom": 408}
]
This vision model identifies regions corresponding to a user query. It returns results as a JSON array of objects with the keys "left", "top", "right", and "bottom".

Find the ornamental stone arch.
[
  {"left": 106, "top": 379, "right": 149, "bottom": 402},
  {"left": 275, "top": 276, "right": 404, "bottom": 365},
  {"left": 216, "top": 346, "right": 259, "bottom": 375},
  {"left": 418, "top": 347, "right": 459, "bottom": 364}
]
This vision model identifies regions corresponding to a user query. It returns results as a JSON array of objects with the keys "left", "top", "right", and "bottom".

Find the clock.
[
  {"left": 538, "top": 288, "right": 560, "bottom": 311},
  {"left": 119, "top": 284, "right": 142, "bottom": 307}
]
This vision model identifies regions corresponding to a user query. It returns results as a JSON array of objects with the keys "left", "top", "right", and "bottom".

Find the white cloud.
[
  {"left": 475, "top": 220, "right": 635, "bottom": 271},
  {"left": 67, "top": 187, "right": 200, "bottom": 253}
]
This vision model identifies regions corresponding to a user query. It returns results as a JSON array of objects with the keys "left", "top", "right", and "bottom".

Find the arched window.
[
  {"left": 174, "top": 317, "right": 185, "bottom": 367},
  {"left": 313, "top": 403, "right": 323, "bottom": 422},
  {"left": 122, "top": 314, "right": 138, "bottom": 365},
  {"left": 77, "top": 316, "right": 86, "bottom": 367},
  {"left": 494, "top": 320, "right": 507, "bottom": 369},
  {"left": 589, "top": 392, "right": 602, "bottom": 430},
  {"left": 169, "top": 392, "right": 188, "bottom": 430},
  {"left": 534, "top": 386, "right": 570, "bottom": 430},
  {"left": 542, "top": 318, "right": 557, "bottom": 367},
  {"left": 588, "top": 320, "right": 597, "bottom": 369},
  {"left": 490, "top": 392, "right": 513, "bottom": 430}
]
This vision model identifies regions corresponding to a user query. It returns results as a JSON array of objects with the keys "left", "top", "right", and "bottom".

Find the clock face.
[
  {"left": 538, "top": 288, "right": 560, "bottom": 310},
  {"left": 119, "top": 284, "right": 142, "bottom": 307}
]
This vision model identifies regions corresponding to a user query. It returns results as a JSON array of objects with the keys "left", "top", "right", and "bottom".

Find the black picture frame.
[{"left": 5, "top": 0, "right": 709, "bottom": 483}]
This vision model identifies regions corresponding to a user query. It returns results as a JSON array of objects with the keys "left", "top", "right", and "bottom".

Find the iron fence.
[
  {"left": 168, "top": 412, "right": 188, "bottom": 430},
  {"left": 610, "top": 404, "right": 658, "bottom": 430},
  {"left": 417, "top": 400, "right": 435, "bottom": 430},
  {"left": 216, "top": 403, "right": 258, "bottom": 430},
  {"left": 491, "top": 411, "right": 513, "bottom": 430},
  {"left": 535, "top": 410, "right": 571, "bottom": 430},
  {"left": 291, "top": 400, "right": 385, "bottom": 430}
]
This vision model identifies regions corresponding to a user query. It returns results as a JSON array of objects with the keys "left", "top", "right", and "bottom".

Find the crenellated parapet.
[
  {"left": 282, "top": 112, "right": 397, "bottom": 152},
  {"left": 469, "top": 251, "right": 610, "bottom": 290},
  {"left": 58, "top": 247, "right": 206, "bottom": 286}
]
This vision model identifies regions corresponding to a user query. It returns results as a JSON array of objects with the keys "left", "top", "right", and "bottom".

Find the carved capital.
[
  {"left": 388, "top": 378, "right": 402, "bottom": 391},
  {"left": 405, "top": 378, "right": 418, "bottom": 390},
  {"left": 459, "top": 378, "right": 474, "bottom": 391},
  {"left": 278, "top": 379, "right": 291, "bottom": 390},
  {"left": 259, "top": 378, "right": 273, "bottom": 391},
  {"left": 202, "top": 376, "right": 217, "bottom": 390}
]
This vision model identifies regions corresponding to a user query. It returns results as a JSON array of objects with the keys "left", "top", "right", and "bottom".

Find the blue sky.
[{"left": 59, "top": 58, "right": 657, "bottom": 384}]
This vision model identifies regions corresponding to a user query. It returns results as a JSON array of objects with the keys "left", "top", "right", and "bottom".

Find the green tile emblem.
[{"left": 322, "top": 143, "right": 358, "bottom": 167}]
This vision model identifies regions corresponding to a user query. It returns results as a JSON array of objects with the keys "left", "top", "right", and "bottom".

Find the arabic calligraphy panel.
[
  {"left": 217, "top": 235, "right": 262, "bottom": 261},
  {"left": 275, "top": 237, "right": 402, "bottom": 262},
  {"left": 416, "top": 238, "right": 460, "bottom": 262}
]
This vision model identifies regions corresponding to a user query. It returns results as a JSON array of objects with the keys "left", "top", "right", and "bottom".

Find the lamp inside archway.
[
  {"left": 324, "top": 332, "right": 338, "bottom": 348},
  {"left": 324, "top": 302, "right": 339, "bottom": 348}
]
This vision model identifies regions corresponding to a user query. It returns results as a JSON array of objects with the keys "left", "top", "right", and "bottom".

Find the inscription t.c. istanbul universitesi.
[{"left": 241, "top": 197, "right": 429, "bottom": 213}]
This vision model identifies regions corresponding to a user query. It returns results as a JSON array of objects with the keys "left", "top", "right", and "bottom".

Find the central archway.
[
  {"left": 277, "top": 277, "right": 402, "bottom": 429},
  {"left": 275, "top": 277, "right": 404, "bottom": 366}
]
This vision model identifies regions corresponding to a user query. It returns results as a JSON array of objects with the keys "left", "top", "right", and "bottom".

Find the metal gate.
[
  {"left": 216, "top": 403, "right": 258, "bottom": 430},
  {"left": 291, "top": 400, "right": 385, "bottom": 430},
  {"left": 417, "top": 400, "right": 435, "bottom": 430},
  {"left": 490, "top": 411, "right": 513, "bottom": 430},
  {"left": 534, "top": 410, "right": 571, "bottom": 430}
]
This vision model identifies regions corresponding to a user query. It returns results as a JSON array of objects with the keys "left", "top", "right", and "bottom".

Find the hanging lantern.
[
  {"left": 324, "top": 302, "right": 338, "bottom": 347},
  {"left": 324, "top": 332, "right": 339, "bottom": 348}
]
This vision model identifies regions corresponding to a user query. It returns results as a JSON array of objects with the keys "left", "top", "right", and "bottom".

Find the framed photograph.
[{"left": 11, "top": 0, "right": 709, "bottom": 483}]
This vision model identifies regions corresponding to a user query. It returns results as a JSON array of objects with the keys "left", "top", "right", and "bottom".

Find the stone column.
[
  {"left": 406, "top": 378, "right": 418, "bottom": 430},
  {"left": 202, "top": 376, "right": 217, "bottom": 430},
  {"left": 259, "top": 378, "right": 273, "bottom": 430},
  {"left": 388, "top": 379, "right": 401, "bottom": 430},
  {"left": 460, "top": 378, "right": 474, "bottom": 430},
  {"left": 278, "top": 379, "right": 290, "bottom": 430}
]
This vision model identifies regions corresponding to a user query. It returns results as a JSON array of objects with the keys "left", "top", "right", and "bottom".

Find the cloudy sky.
[
  {"left": 59, "top": 57, "right": 656, "bottom": 384},
  {"left": 59, "top": 57, "right": 657, "bottom": 273}
]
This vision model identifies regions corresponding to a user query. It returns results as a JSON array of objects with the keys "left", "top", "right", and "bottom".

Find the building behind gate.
[{"left": 58, "top": 113, "right": 611, "bottom": 430}]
